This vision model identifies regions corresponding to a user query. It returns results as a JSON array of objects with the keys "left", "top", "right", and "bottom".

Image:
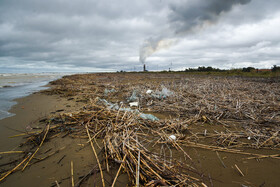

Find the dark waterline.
[{"left": 0, "top": 81, "right": 51, "bottom": 120}]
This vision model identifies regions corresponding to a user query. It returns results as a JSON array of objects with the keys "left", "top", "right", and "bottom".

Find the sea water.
[{"left": 0, "top": 73, "right": 72, "bottom": 120}]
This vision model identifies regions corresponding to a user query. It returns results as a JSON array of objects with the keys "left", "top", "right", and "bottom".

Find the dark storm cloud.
[
  {"left": 0, "top": 0, "right": 164, "bottom": 71},
  {"left": 139, "top": 0, "right": 252, "bottom": 63},
  {"left": 0, "top": 0, "right": 279, "bottom": 72},
  {"left": 168, "top": 0, "right": 251, "bottom": 34}
]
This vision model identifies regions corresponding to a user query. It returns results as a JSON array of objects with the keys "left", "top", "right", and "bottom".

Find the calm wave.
[{"left": 0, "top": 73, "right": 73, "bottom": 120}]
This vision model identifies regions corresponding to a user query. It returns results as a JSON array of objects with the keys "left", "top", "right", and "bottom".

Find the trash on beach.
[
  {"left": 161, "top": 87, "right": 173, "bottom": 97},
  {"left": 104, "top": 88, "right": 116, "bottom": 96},
  {"left": 151, "top": 87, "right": 173, "bottom": 99},
  {"left": 169, "top": 135, "right": 176, "bottom": 141},
  {"left": 98, "top": 98, "right": 120, "bottom": 110},
  {"left": 146, "top": 89, "right": 153, "bottom": 94},
  {"left": 127, "top": 90, "right": 138, "bottom": 102},
  {"left": 129, "top": 102, "right": 139, "bottom": 107},
  {"left": 98, "top": 98, "right": 158, "bottom": 121},
  {"left": 139, "top": 113, "right": 159, "bottom": 121}
]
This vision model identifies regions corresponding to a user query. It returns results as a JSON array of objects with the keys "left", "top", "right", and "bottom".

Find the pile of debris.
[{"left": 1, "top": 73, "right": 280, "bottom": 186}]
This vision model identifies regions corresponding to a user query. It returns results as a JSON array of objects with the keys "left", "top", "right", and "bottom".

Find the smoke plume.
[
  {"left": 139, "top": 37, "right": 176, "bottom": 64},
  {"left": 139, "top": 0, "right": 251, "bottom": 64}
]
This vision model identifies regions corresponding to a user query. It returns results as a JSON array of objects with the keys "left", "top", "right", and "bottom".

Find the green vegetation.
[
  {"left": 175, "top": 65, "right": 279, "bottom": 78},
  {"left": 120, "top": 65, "right": 280, "bottom": 78},
  {"left": 185, "top": 66, "right": 224, "bottom": 72},
  {"left": 272, "top": 65, "right": 280, "bottom": 72}
]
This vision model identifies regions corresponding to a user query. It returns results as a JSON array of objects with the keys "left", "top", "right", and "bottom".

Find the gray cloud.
[
  {"left": 0, "top": 0, "right": 279, "bottom": 72},
  {"left": 139, "top": 0, "right": 252, "bottom": 64},
  {"left": 168, "top": 0, "right": 251, "bottom": 34}
]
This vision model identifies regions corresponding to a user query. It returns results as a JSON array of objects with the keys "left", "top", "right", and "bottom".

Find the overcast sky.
[{"left": 0, "top": 0, "right": 280, "bottom": 72}]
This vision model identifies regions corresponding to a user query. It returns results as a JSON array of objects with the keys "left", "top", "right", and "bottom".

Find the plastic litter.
[
  {"left": 169, "top": 135, "right": 176, "bottom": 141},
  {"left": 161, "top": 87, "right": 173, "bottom": 97},
  {"left": 98, "top": 98, "right": 159, "bottom": 121},
  {"left": 146, "top": 89, "right": 153, "bottom": 94},
  {"left": 139, "top": 113, "right": 159, "bottom": 121},
  {"left": 98, "top": 98, "right": 120, "bottom": 110},
  {"left": 104, "top": 88, "right": 116, "bottom": 96},
  {"left": 127, "top": 90, "right": 138, "bottom": 102},
  {"left": 129, "top": 102, "right": 139, "bottom": 107},
  {"left": 151, "top": 86, "right": 173, "bottom": 99}
]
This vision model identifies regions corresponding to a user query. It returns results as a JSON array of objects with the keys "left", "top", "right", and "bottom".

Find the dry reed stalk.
[
  {"left": 22, "top": 123, "right": 50, "bottom": 171},
  {"left": 85, "top": 125, "right": 105, "bottom": 187},
  {"left": 136, "top": 150, "right": 140, "bottom": 187},
  {"left": 86, "top": 128, "right": 104, "bottom": 143},
  {"left": 0, "top": 154, "right": 31, "bottom": 182},
  {"left": 103, "top": 140, "right": 110, "bottom": 172},
  {"left": 185, "top": 141, "right": 280, "bottom": 159},
  {"left": 0, "top": 151, "right": 24, "bottom": 155},
  {"left": 31, "top": 146, "right": 65, "bottom": 165},
  {"left": 111, "top": 154, "right": 127, "bottom": 187},
  {"left": 258, "top": 131, "right": 279, "bottom": 148},
  {"left": 216, "top": 151, "right": 226, "bottom": 168},
  {"left": 244, "top": 154, "right": 280, "bottom": 160},
  {"left": 234, "top": 164, "right": 244, "bottom": 176},
  {"left": 8, "top": 131, "right": 42, "bottom": 138},
  {"left": 55, "top": 180, "right": 60, "bottom": 187},
  {"left": 71, "top": 161, "right": 74, "bottom": 187}
]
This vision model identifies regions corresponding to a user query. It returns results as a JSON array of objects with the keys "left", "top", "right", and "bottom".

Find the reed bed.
[{"left": 45, "top": 73, "right": 280, "bottom": 149}]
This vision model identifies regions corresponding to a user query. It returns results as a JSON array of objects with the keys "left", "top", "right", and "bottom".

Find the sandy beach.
[
  {"left": 0, "top": 92, "right": 98, "bottom": 186},
  {"left": 0, "top": 84, "right": 127, "bottom": 187},
  {"left": 0, "top": 73, "right": 279, "bottom": 187}
]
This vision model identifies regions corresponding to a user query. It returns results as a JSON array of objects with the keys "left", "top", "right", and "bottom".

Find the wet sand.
[
  {"left": 0, "top": 93, "right": 64, "bottom": 151},
  {"left": 0, "top": 92, "right": 127, "bottom": 187}
]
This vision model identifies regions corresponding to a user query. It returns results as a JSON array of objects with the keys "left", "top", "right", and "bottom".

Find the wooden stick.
[
  {"left": 55, "top": 180, "right": 61, "bottom": 187},
  {"left": 0, "top": 151, "right": 24, "bottom": 155},
  {"left": 216, "top": 151, "right": 226, "bottom": 168},
  {"left": 111, "top": 154, "right": 127, "bottom": 187},
  {"left": 8, "top": 124, "right": 60, "bottom": 138},
  {"left": 22, "top": 124, "right": 50, "bottom": 171},
  {"left": 258, "top": 131, "right": 278, "bottom": 148},
  {"left": 8, "top": 131, "right": 41, "bottom": 138},
  {"left": 103, "top": 140, "right": 110, "bottom": 172},
  {"left": 0, "top": 154, "right": 31, "bottom": 182},
  {"left": 184, "top": 141, "right": 280, "bottom": 159},
  {"left": 136, "top": 150, "right": 140, "bottom": 187},
  {"left": 71, "top": 161, "right": 74, "bottom": 187},
  {"left": 86, "top": 125, "right": 105, "bottom": 187},
  {"left": 234, "top": 164, "right": 244, "bottom": 176},
  {"left": 74, "top": 164, "right": 100, "bottom": 187},
  {"left": 57, "top": 155, "right": 66, "bottom": 164},
  {"left": 86, "top": 127, "right": 104, "bottom": 143},
  {"left": 244, "top": 154, "right": 280, "bottom": 160}
]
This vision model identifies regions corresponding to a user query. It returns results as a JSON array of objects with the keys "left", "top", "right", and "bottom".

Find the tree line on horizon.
[{"left": 183, "top": 65, "right": 280, "bottom": 73}]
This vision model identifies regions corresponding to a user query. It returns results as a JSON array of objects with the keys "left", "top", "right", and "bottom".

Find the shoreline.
[
  {"left": 0, "top": 89, "right": 95, "bottom": 186},
  {"left": 0, "top": 72, "right": 75, "bottom": 120},
  {"left": 0, "top": 84, "right": 50, "bottom": 120},
  {"left": 0, "top": 92, "right": 67, "bottom": 151}
]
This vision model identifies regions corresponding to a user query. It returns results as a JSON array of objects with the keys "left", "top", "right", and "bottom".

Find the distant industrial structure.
[{"left": 143, "top": 64, "right": 147, "bottom": 72}]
